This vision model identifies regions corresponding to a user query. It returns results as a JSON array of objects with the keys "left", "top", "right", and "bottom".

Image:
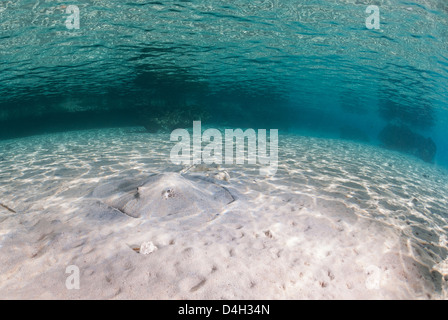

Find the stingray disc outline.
[{"left": 97, "top": 172, "right": 235, "bottom": 219}]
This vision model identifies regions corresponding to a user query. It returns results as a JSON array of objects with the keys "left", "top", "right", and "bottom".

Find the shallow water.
[{"left": 0, "top": 1, "right": 448, "bottom": 299}]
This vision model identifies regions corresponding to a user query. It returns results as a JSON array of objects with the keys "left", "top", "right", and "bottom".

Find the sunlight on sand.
[{"left": 0, "top": 128, "right": 447, "bottom": 299}]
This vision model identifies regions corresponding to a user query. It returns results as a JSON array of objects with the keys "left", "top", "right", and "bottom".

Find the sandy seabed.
[{"left": 0, "top": 127, "right": 447, "bottom": 300}]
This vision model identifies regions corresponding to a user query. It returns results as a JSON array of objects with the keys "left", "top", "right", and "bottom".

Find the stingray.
[{"left": 91, "top": 173, "right": 235, "bottom": 220}]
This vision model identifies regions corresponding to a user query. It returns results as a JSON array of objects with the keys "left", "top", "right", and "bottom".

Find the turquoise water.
[
  {"left": 2, "top": 1, "right": 448, "bottom": 299},
  {"left": 0, "top": 1, "right": 447, "bottom": 162}
]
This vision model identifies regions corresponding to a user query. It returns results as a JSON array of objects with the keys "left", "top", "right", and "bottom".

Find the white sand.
[{"left": 0, "top": 127, "right": 447, "bottom": 299}]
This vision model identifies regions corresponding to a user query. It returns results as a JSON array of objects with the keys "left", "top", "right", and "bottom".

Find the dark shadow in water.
[
  {"left": 131, "top": 66, "right": 211, "bottom": 132},
  {"left": 339, "top": 92, "right": 369, "bottom": 115}
]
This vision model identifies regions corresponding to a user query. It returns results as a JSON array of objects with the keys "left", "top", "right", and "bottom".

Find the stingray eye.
[{"left": 162, "top": 188, "right": 175, "bottom": 199}]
